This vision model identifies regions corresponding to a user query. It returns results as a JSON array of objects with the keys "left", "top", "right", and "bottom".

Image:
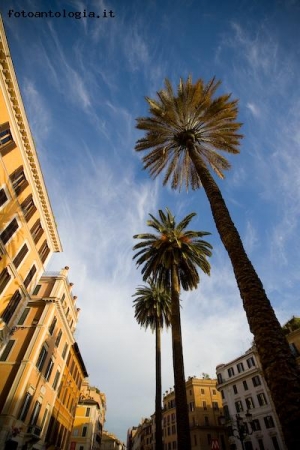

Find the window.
[
  {"left": 289, "top": 343, "right": 300, "bottom": 357},
  {"left": 1, "top": 218, "right": 19, "bottom": 244},
  {"left": 49, "top": 317, "right": 57, "bottom": 335},
  {"left": 245, "top": 397, "right": 255, "bottom": 409},
  {"left": 237, "top": 362, "right": 244, "bottom": 373},
  {"left": 62, "top": 343, "right": 68, "bottom": 360},
  {"left": 217, "top": 373, "right": 223, "bottom": 384},
  {"left": 55, "top": 329, "right": 62, "bottom": 347},
  {"left": 36, "top": 346, "right": 48, "bottom": 372},
  {"left": 39, "top": 240, "right": 50, "bottom": 263},
  {"left": 31, "top": 219, "right": 44, "bottom": 244},
  {"left": 0, "top": 187, "right": 8, "bottom": 207},
  {"left": 9, "top": 166, "right": 29, "bottom": 195},
  {"left": 19, "top": 392, "right": 33, "bottom": 421},
  {"left": 243, "top": 380, "right": 248, "bottom": 390},
  {"left": 251, "top": 419, "right": 261, "bottom": 431},
  {"left": 252, "top": 375, "right": 261, "bottom": 387},
  {"left": 13, "top": 243, "right": 29, "bottom": 268},
  {"left": 189, "top": 402, "right": 195, "bottom": 412},
  {"left": 82, "top": 426, "right": 87, "bottom": 437},
  {"left": 201, "top": 388, "right": 205, "bottom": 394},
  {"left": 264, "top": 415, "right": 275, "bottom": 428},
  {"left": 257, "top": 393, "right": 268, "bottom": 406},
  {"left": 30, "top": 401, "right": 41, "bottom": 426},
  {"left": 212, "top": 389, "right": 216, "bottom": 395},
  {"left": 212, "top": 402, "right": 219, "bottom": 410},
  {"left": 45, "top": 359, "right": 54, "bottom": 381},
  {"left": 258, "top": 439, "right": 265, "bottom": 450},
  {"left": 228, "top": 367, "right": 235, "bottom": 377},
  {"left": 0, "top": 122, "right": 16, "bottom": 153},
  {"left": 223, "top": 405, "right": 230, "bottom": 420},
  {"left": 24, "top": 265, "right": 37, "bottom": 288},
  {"left": 246, "top": 357, "right": 255, "bottom": 368},
  {"left": 52, "top": 370, "right": 61, "bottom": 390},
  {"left": 233, "top": 384, "right": 238, "bottom": 394},
  {"left": 0, "top": 267, "right": 11, "bottom": 294},
  {"left": 207, "top": 434, "right": 211, "bottom": 445},
  {"left": 221, "top": 390, "right": 225, "bottom": 399},
  {"left": 21, "top": 195, "right": 37, "bottom": 221},
  {"left": 86, "top": 407, "right": 91, "bottom": 417},
  {"left": 204, "top": 416, "right": 209, "bottom": 425},
  {"left": 235, "top": 401, "right": 244, "bottom": 413},
  {"left": 0, "top": 340, "right": 15, "bottom": 361},
  {"left": 203, "top": 401, "right": 207, "bottom": 410},
  {"left": 33, "top": 284, "right": 41, "bottom": 295},
  {"left": 2, "top": 290, "right": 22, "bottom": 324},
  {"left": 271, "top": 436, "right": 280, "bottom": 450},
  {"left": 18, "top": 307, "right": 30, "bottom": 325}
]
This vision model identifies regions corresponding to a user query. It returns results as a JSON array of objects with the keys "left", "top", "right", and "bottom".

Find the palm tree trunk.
[
  {"left": 189, "top": 145, "right": 300, "bottom": 448},
  {"left": 171, "top": 264, "right": 191, "bottom": 450},
  {"left": 155, "top": 317, "right": 163, "bottom": 450}
]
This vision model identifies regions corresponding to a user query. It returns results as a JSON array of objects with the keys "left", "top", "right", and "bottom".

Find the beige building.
[
  {"left": 69, "top": 380, "right": 106, "bottom": 450},
  {"left": 0, "top": 17, "right": 62, "bottom": 348},
  {"left": 162, "top": 377, "right": 228, "bottom": 450},
  {"left": 0, "top": 267, "right": 87, "bottom": 450},
  {"left": 101, "top": 431, "right": 126, "bottom": 450}
]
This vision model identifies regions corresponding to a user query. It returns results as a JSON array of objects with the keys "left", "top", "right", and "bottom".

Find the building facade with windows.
[
  {"left": 0, "top": 17, "right": 62, "bottom": 349},
  {"left": 216, "top": 347, "right": 286, "bottom": 450},
  {"left": 162, "top": 377, "right": 228, "bottom": 450},
  {"left": 0, "top": 267, "right": 86, "bottom": 450},
  {"left": 69, "top": 380, "right": 106, "bottom": 450}
]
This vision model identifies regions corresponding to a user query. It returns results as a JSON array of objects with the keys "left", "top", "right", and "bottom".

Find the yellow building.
[
  {"left": 0, "top": 267, "right": 87, "bottom": 450},
  {"left": 0, "top": 17, "right": 62, "bottom": 347},
  {"left": 162, "top": 377, "right": 228, "bottom": 450},
  {"left": 69, "top": 380, "right": 106, "bottom": 450}
]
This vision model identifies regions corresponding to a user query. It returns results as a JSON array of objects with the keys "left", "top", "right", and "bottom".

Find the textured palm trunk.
[
  {"left": 171, "top": 264, "right": 191, "bottom": 450},
  {"left": 189, "top": 145, "right": 300, "bottom": 448},
  {"left": 155, "top": 317, "right": 163, "bottom": 450}
]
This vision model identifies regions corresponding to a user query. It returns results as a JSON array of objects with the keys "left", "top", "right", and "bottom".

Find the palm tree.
[
  {"left": 133, "top": 279, "right": 171, "bottom": 450},
  {"left": 134, "top": 76, "right": 300, "bottom": 448},
  {"left": 133, "top": 208, "right": 212, "bottom": 450}
]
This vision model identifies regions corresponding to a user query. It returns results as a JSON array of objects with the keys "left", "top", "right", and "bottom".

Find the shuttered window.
[
  {"left": 0, "top": 339, "right": 15, "bottom": 361},
  {"left": 2, "top": 290, "right": 22, "bottom": 324},
  {"left": 39, "top": 240, "right": 50, "bottom": 263},
  {"left": 21, "top": 195, "right": 37, "bottom": 222},
  {"left": 0, "top": 188, "right": 8, "bottom": 207},
  {"left": 23, "top": 265, "right": 37, "bottom": 288},
  {"left": 0, "top": 268, "right": 11, "bottom": 294},
  {"left": 13, "top": 243, "right": 29, "bottom": 268},
  {"left": 1, "top": 218, "right": 19, "bottom": 244},
  {"left": 9, "top": 166, "right": 29, "bottom": 196},
  {"left": 0, "top": 122, "right": 16, "bottom": 154},
  {"left": 31, "top": 220, "right": 44, "bottom": 244}
]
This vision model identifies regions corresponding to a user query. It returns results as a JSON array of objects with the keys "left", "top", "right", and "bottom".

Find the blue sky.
[{"left": 2, "top": 0, "right": 300, "bottom": 443}]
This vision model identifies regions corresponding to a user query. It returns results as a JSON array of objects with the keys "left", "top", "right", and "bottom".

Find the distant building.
[
  {"left": 283, "top": 316, "right": 300, "bottom": 364},
  {"left": 129, "top": 377, "right": 228, "bottom": 450},
  {"left": 0, "top": 17, "right": 62, "bottom": 349},
  {"left": 0, "top": 267, "right": 87, "bottom": 450},
  {"left": 69, "top": 379, "right": 106, "bottom": 450},
  {"left": 163, "top": 377, "right": 228, "bottom": 450},
  {"left": 101, "top": 431, "right": 126, "bottom": 450},
  {"left": 216, "top": 347, "right": 285, "bottom": 450}
]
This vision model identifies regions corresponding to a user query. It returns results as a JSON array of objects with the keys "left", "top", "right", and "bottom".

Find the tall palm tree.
[
  {"left": 133, "top": 208, "right": 212, "bottom": 450},
  {"left": 133, "top": 279, "right": 171, "bottom": 450},
  {"left": 134, "top": 76, "right": 300, "bottom": 448}
]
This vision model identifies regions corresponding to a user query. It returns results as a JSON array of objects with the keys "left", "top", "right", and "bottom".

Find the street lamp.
[{"left": 220, "top": 411, "right": 253, "bottom": 450}]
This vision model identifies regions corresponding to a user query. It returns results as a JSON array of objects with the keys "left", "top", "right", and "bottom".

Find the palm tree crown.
[
  {"left": 135, "top": 76, "right": 243, "bottom": 190},
  {"left": 133, "top": 208, "right": 212, "bottom": 288},
  {"left": 133, "top": 279, "right": 172, "bottom": 331}
]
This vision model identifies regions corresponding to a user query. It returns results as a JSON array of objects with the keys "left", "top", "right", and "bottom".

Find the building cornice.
[{"left": 0, "top": 17, "right": 62, "bottom": 252}]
